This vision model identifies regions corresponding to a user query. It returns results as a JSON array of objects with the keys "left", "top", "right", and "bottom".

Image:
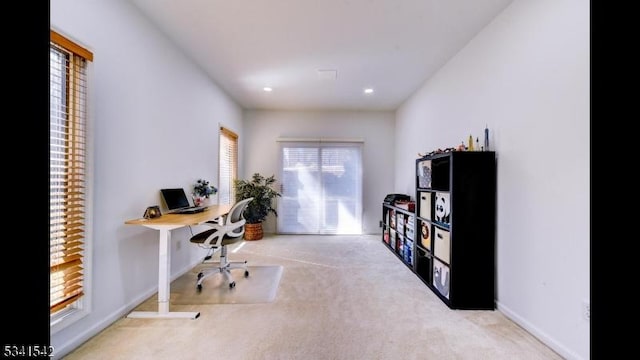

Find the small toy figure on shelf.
[
  {"left": 484, "top": 125, "right": 490, "bottom": 151},
  {"left": 422, "top": 147, "right": 459, "bottom": 157},
  {"left": 457, "top": 142, "right": 466, "bottom": 151},
  {"left": 476, "top": 137, "right": 480, "bottom": 151},
  {"left": 468, "top": 135, "right": 474, "bottom": 151}
]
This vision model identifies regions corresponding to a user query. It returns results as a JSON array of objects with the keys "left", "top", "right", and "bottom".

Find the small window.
[
  {"left": 50, "top": 30, "right": 93, "bottom": 328},
  {"left": 219, "top": 127, "right": 238, "bottom": 204}
]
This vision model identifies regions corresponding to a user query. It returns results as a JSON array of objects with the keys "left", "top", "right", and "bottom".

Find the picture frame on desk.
[{"left": 143, "top": 205, "right": 162, "bottom": 219}]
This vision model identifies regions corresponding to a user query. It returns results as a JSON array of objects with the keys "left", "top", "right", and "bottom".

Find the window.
[
  {"left": 278, "top": 140, "right": 363, "bottom": 234},
  {"left": 219, "top": 127, "right": 238, "bottom": 205},
  {"left": 50, "top": 30, "right": 92, "bottom": 327}
]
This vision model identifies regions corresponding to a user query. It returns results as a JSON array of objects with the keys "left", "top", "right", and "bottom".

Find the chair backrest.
[{"left": 225, "top": 197, "right": 253, "bottom": 237}]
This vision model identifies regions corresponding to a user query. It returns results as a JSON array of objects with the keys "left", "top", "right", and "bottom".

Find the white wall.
[
  {"left": 50, "top": 0, "right": 243, "bottom": 357},
  {"left": 395, "top": 0, "right": 589, "bottom": 359},
  {"left": 243, "top": 110, "right": 394, "bottom": 234}
]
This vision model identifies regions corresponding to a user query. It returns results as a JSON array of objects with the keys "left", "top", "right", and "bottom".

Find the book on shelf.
[
  {"left": 389, "top": 209, "right": 396, "bottom": 228},
  {"left": 395, "top": 200, "right": 415, "bottom": 211},
  {"left": 404, "top": 239, "right": 413, "bottom": 264}
]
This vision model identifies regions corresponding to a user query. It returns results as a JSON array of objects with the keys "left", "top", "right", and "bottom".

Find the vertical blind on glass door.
[
  {"left": 278, "top": 140, "right": 363, "bottom": 234},
  {"left": 50, "top": 31, "right": 92, "bottom": 314}
]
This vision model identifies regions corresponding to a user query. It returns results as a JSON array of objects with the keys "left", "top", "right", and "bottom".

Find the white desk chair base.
[{"left": 197, "top": 245, "right": 249, "bottom": 289}]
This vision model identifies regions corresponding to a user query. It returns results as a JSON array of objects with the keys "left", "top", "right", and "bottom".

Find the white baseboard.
[
  {"left": 51, "top": 261, "right": 200, "bottom": 359},
  {"left": 497, "top": 301, "right": 585, "bottom": 360}
]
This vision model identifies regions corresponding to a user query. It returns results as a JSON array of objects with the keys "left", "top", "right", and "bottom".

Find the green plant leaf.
[{"left": 233, "top": 173, "right": 281, "bottom": 223}]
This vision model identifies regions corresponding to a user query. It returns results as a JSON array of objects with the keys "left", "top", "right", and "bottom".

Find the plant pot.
[{"left": 244, "top": 223, "right": 263, "bottom": 241}]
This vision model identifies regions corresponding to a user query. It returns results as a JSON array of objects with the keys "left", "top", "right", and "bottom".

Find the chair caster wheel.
[
  {"left": 244, "top": 270, "right": 250, "bottom": 277},
  {"left": 197, "top": 284, "right": 202, "bottom": 292},
  {"left": 229, "top": 282, "right": 236, "bottom": 289},
  {"left": 197, "top": 272, "right": 204, "bottom": 279}
]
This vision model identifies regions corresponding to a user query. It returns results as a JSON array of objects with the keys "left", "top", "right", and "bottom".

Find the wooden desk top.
[{"left": 125, "top": 204, "right": 233, "bottom": 227}]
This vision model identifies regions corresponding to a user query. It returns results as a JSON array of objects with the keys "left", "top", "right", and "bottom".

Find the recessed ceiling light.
[
  {"left": 364, "top": 88, "right": 374, "bottom": 94},
  {"left": 263, "top": 87, "right": 273, "bottom": 92}
]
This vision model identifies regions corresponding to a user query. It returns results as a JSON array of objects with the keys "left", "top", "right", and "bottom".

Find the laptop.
[{"left": 160, "top": 188, "right": 206, "bottom": 214}]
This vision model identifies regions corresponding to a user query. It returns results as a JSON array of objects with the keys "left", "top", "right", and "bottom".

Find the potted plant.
[
  {"left": 192, "top": 179, "right": 217, "bottom": 207},
  {"left": 233, "top": 173, "right": 281, "bottom": 240}
]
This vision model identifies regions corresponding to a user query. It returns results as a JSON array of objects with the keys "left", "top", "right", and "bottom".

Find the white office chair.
[{"left": 189, "top": 197, "right": 253, "bottom": 290}]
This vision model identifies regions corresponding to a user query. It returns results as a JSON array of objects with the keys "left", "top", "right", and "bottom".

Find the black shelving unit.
[{"left": 414, "top": 151, "right": 496, "bottom": 310}]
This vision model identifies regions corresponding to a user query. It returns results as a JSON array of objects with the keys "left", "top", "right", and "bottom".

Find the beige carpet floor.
[
  {"left": 63, "top": 234, "right": 562, "bottom": 360},
  {"left": 171, "top": 265, "right": 283, "bottom": 304}
]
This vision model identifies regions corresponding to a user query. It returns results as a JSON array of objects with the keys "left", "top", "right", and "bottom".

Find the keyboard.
[{"left": 173, "top": 206, "right": 206, "bottom": 214}]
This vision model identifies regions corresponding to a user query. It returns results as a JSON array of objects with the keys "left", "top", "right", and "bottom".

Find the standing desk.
[{"left": 124, "top": 204, "right": 232, "bottom": 319}]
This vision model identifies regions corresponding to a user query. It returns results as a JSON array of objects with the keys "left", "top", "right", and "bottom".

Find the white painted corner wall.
[
  {"left": 50, "top": 0, "right": 242, "bottom": 357},
  {"left": 243, "top": 110, "right": 395, "bottom": 235},
  {"left": 394, "top": 0, "right": 589, "bottom": 359}
]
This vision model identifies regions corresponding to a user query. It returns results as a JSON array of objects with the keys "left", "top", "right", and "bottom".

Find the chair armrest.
[
  {"left": 225, "top": 218, "right": 246, "bottom": 238},
  {"left": 199, "top": 223, "right": 227, "bottom": 247},
  {"left": 199, "top": 218, "right": 246, "bottom": 246}
]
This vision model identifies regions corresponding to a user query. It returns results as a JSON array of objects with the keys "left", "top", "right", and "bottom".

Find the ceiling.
[{"left": 129, "top": 0, "right": 513, "bottom": 111}]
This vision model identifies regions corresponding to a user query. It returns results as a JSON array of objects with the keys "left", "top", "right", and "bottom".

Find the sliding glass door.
[{"left": 278, "top": 141, "right": 362, "bottom": 234}]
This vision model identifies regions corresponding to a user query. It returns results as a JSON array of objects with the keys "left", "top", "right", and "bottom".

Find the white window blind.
[
  {"left": 50, "top": 30, "right": 92, "bottom": 316},
  {"left": 278, "top": 141, "right": 362, "bottom": 234},
  {"left": 219, "top": 127, "right": 238, "bottom": 205}
]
